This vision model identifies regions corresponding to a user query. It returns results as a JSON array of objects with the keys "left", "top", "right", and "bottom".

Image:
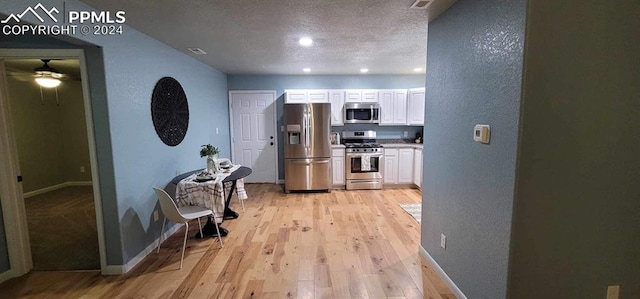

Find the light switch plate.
[
  {"left": 440, "top": 233, "right": 446, "bottom": 249},
  {"left": 473, "top": 125, "right": 490, "bottom": 144}
]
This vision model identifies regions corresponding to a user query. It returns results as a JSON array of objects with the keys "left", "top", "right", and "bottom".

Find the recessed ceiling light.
[
  {"left": 303, "top": 68, "right": 311, "bottom": 73},
  {"left": 360, "top": 68, "right": 369, "bottom": 73},
  {"left": 414, "top": 68, "right": 423, "bottom": 72},
  {"left": 299, "top": 37, "right": 313, "bottom": 47}
]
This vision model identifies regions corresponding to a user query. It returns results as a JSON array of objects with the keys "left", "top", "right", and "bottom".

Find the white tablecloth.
[{"left": 175, "top": 165, "right": 247, "bottom": 223}]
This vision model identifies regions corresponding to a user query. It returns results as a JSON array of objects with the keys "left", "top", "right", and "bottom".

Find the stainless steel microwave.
[{"left": 344, "top": 102, "right": 380, "bottom": 124}]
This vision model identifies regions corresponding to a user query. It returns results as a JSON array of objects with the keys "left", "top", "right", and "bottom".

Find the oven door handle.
[{"left": 346, "top": 153, "right": 384, "bottom": 158}]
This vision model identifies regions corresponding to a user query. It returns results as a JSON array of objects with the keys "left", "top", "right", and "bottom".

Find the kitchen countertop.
[
  {"left": 332, "top": 140, "right": 422, "bottom": 149},
  {"left": 378, "top": 139, "right": 423, "bottom": 149},
  {"left": 381, "top": 143, "right": 423, "bottom": 149}
]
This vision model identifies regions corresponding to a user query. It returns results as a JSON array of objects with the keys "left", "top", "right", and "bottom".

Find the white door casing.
[
  {"left": 0, "top": 48, "right": 108, "bottom": 279},
  {"left": 229, "top": 91, "right": 277, "bottom": 183}
]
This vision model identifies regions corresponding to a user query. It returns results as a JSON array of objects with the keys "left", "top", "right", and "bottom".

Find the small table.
[{"left": 173, "top": 166, "right": 252, "bottom": 238}]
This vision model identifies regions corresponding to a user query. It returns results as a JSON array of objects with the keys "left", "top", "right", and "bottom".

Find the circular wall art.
[{"left": 150, "top": 77, "right": 189, "bottom": 146}]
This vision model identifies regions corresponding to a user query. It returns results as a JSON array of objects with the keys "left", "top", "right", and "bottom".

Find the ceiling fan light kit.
[
  {"left": 34, "top": 59, "right": 63, "bottom": 88},
  {"left": 35, "top": 75, "right": 62, "bottom": 88}
]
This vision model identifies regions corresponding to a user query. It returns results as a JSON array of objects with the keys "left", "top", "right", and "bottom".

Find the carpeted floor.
[
  {"left": 399, "top": 203, "right": 422, "bottom": 223},
  {"left": 25, "top": 186, "right": 100, "bottom": 271}
]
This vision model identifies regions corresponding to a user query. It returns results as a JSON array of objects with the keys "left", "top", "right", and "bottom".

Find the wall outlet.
[
  {"left": 403, "top": 131, "right": 409, "bottom": 137},
  {"left": 440, "top": 233, "right": 446, "bottom": 249},
  {"left": 153, "top": 210, "right": 159, "bottom": 222},
  {"left": 80, "top": 166, "right": 85, "bottom": 173},
  {"left": 606, "top": 285, "right": 620, "bottom": 299}
]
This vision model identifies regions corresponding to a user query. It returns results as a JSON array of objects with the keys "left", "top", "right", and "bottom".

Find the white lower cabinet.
[
  {"left": 384, "top": 146, "right": 422, "bottom": 188},
  {"left": 398, "top": 149, "right": 414, "bottom": 183},
  {"left": 332, "top": 148, "right": 345, "bottom": 185},
  {"left": 413, "top": 148, "right": 422, "bottom": 188},
  {"left": 384, "top": 149, "right": 398, "bottom": 183}
]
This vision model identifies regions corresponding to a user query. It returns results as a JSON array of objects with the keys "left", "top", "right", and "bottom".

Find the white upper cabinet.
[
  {"left": 328, "top": 89, "right": 345, "bottom": 126},
  {"left": 362, "top": 90, "right": 378, "bottom": 102},
  {"left": 285, "top": 89, "right": 329, "bottom": 103},
  {"left": 407, "top": 88, "right": 425, "bottom": 125},
  {"left": 284, "top": 90, "right": 307, "bottom": 103},
  {"left": 378, "top": 89, "right": 408, "bottom": 126},
  {"left": 344, "top": 89, "right": 378, "bottom": 103}
]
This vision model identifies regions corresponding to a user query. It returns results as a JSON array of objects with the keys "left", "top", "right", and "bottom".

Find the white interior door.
[{"left": 230, "top": 91, "right": 277, "bottom": 183}]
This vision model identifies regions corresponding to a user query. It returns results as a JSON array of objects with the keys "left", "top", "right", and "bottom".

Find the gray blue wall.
[
  {"left": 0, "top": 0, "right": 230, "bottom": 266},
  {"left": 422, "top": 0, "right": 526, "bottom": 298},
  {"left": 227, "top": 74, "right": 425, "bottom": 179},
  {"left": 508, "top": 0, "right": 640, "bottom": 298}
]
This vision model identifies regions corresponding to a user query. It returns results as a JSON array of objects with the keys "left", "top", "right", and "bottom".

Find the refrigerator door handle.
[
  {"left": 305, "top": 109, "right": 311, "bottom": 148},
  {"left": 290, "top": 159, "right": 330, "bottom": 165},
  {"left": 302, "top": 111, "right": 307, "bottom": 149}
]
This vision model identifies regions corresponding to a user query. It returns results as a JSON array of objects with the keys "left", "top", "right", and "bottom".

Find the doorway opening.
[
  {"left": 0, "top": 49, "right": 107, "bottom": 281},
  {"left": 4, "top": 58, "right": 99, "bottom": 271}
]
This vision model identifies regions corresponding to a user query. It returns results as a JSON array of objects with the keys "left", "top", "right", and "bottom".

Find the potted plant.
[{"left": 200, "top": 144, "right": 220, "bottom": 173}]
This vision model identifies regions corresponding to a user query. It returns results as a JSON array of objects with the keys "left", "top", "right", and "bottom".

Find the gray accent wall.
[
  {"left": 6, "top": 77, "right": 91, "bottom": 193},
  {"left": 422, "top": 0, "right": 527, "bottom": 298},
  {"left": 0, "top": 199, "right": 9, "bottom": 273},
  {"left": 508, "top": 0, "right": 640, "bottom": 298},
  {"left": 227, "top": 74, "right": 425, "bottom": 179},
  {"left": 1, "top": 0, "right": 229, "bottom": 266}
]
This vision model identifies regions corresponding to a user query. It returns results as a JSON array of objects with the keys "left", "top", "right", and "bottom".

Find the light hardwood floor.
[{"left": 0, "top": 184, "right": 455, "bottom": 298}]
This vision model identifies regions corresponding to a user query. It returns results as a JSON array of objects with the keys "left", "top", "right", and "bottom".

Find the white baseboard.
[
  {"left": 103, "top": 223, "right": 180, "bottom": 275},
  {"left": 24, "top": 181, "right": 93, "bottom": 198},
  {"left": 419, "top": 245, "right": 467, "bottom": 299},
  {"left": 277, "top": 179, "right": 284, "bottom": 184},
  {"left": 0, "top": 269, "right": 15, "bottom": 284}
]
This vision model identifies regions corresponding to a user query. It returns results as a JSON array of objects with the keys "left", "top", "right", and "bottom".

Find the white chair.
[{"left": 153, "top": 188, "right": 223, "bottom": 269}]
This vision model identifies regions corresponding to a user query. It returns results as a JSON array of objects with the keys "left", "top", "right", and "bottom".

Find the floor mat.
[{"left": 399, "top": 203, "right": 421, "bottom": 223}]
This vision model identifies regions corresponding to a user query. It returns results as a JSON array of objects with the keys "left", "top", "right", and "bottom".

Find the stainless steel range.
[{"left": 342, "top": 131, "right": 383, "bottom": 190}]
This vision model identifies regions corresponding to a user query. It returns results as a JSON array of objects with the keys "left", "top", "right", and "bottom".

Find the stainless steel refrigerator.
[{"left": 284, "top": 103, "right": 332, "bottom": 192}]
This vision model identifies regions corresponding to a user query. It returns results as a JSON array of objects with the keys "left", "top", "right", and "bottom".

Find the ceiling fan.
[
  {"left": 33, "top": 59, "right": 64, "bottom": 88},
  {"left": 4, "top": 59, "right": 75, "bottom": 87}
]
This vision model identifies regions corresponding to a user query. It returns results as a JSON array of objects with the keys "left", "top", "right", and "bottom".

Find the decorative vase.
[{"left": 206, "top": 154, "right": 219, "bottom": 174}]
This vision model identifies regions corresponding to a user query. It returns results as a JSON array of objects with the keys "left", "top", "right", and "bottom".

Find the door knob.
[
  {"left": 270, "top": 136, "right": 274, "bottom": 139},
  {"left": 270, "top": 142, "right": 274, "bottom": 146}
]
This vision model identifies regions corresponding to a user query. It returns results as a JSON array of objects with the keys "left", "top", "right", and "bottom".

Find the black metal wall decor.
[{"left": 151, "top": 77, "right": 189, "bottom": 146}]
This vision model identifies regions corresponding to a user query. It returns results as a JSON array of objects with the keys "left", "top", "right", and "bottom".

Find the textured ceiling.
[{"left": 80, "top": 0, "right": 456, "bottom": 75}]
